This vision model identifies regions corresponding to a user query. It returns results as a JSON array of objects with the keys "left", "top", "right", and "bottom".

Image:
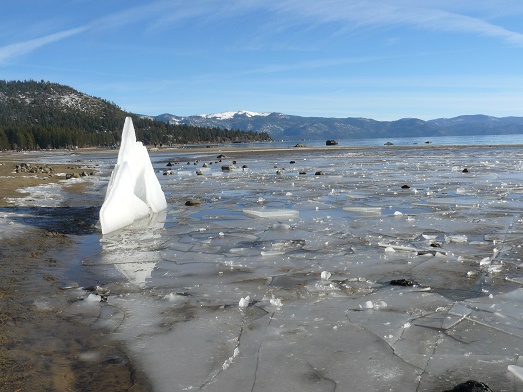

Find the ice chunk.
[
  {"left": 243, "top": 208, "right": 299, "bottom": 218},
  {"left": 239, "top": 296, "right": 250, "bottom": 308},
  {"left": 508, "top": 365, "right": 523, "bottom": 381},
  {"left": 445, "top": 234, "right": 468, "bottom": 243},
  {"left": 269, "top": 297, "right": 283, "bottom": 308},
  {"left": 100, "top": 117, "right": 167, "bottom": 234},
  {"left": 343, "top": 206, "right": 382, "bottom": 215}
]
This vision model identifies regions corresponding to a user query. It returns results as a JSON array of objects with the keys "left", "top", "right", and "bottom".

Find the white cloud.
[{"left": 0, "top": 26, "right": 87, "bottom": 64}]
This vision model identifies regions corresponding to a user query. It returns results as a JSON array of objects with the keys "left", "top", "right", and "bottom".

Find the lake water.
[{"left": 196, "top": 133, "right": 523, "bottom": 149}]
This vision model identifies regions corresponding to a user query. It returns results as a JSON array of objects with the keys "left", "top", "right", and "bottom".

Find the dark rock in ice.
[
  {"left": 326, "top": 139, "right": 338, "bottom": 146},
  {"left": 221, "top": 164, "right": 236, "bottom": 171},
  {"left": 443, "top": 380, "right": 493, "bottom": 392},
  {"left": 81, "top": 171, "right": 89, "bottom": 177},
  {"left": 384, "top": 141, "right": 394, "bottom": 145},
  {"left": 217, "top": 154, "right": 228, "bottom": 159},
  {"left": 462, "top": 168, "right": 469, "bottom": 173},
  {"left": 232, "top": 160, "right": 237, "bottom": 164},
  {"left": 102, "top": 357, "right": 123, "bottom": 365},
  {"left": 242, "top": 165, "right": 248, "bottom": 169},
  {"left": 176, "top": 291, "right": 191, "bottom": 296},
  {"left": 299, "top": 171, "right": 307, "bottom": 175},
  {"left": 315, "top": 171, "right": 325, "bottom": 175},
  {"left": 401, "top": 184, "right": 410, "bottom": 189},
  {"left": 185, "top": 200, "right": 201, "bottom": 206},
  {"left": 425, "top": 141, "right": 432, "bottom": 144},
  {"left": 295, "top": 143, "right": 305, "bottom": 147},
  {"left": 166, "top": 162, "right": 173, "bottom": 166},
  {"left": 430, "top": 242, "right": 441, "bottom": 247},
  {"left": 290, "top": 160, "right": 296, "bottom": 164},
  {"left": 390, "top": 279, "right": 415, "bottom": 287}
]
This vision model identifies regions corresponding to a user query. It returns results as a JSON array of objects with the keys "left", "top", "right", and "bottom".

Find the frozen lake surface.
[{"left": 11, "top": 145, "right": 523, "bottom": 391}]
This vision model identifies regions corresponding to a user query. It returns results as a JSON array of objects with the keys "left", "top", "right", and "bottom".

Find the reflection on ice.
[{"left": 75, "top": 146, "right": 523, "bottom": 391}]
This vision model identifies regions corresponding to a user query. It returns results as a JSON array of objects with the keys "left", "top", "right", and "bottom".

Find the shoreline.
[
  {"left": 0, "top": 156, "right": 151, "bottom": 390},
  {"left": 0, "top": 211, "right": 151, "bottom": 391}
]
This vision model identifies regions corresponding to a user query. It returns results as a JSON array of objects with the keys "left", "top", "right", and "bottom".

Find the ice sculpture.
[{"left": 99, "top": 117, "right": 167, "bottom": 234}]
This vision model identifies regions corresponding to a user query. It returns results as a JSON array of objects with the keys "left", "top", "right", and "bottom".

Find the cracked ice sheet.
[{"left": 77, "top": 146, "right": 523, "bottom": 391}]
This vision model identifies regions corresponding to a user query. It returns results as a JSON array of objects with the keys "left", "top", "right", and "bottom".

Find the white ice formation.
[{"left": 99, "top": 117, "right": 167, "bottom": 234}]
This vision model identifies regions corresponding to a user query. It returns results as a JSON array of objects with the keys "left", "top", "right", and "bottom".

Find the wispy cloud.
[
  {"left": 267, "top": 0, "right": 523, "bottom": 46},
  {"left": 0, "top": 26, "right": 88, "bottom": 64},
  {"left": 2, "top": 0, "right": 522, "bottom": 66}
]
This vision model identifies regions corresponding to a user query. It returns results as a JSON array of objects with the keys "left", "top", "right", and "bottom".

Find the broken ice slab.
[
  {"left": 243, "top": 208, "right": 299, "bottom": 219},
  {"left": 343, "top": 206, "right": 382, "bottom": 215},
  {"left": 422, "top": 197, "right": 481, "bottom": 208},
  {"left": 508, "top": 365, "right": 523, "bottom": 381}
]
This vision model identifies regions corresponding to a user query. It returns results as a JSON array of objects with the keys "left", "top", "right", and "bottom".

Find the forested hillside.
[{"left": 0, "top": 80, "right": 270, "bottom": 150}]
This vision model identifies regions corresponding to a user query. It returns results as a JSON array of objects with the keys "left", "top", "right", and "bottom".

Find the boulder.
[{"left": 443, "top": 380, "right": 493, "bottom": 392}]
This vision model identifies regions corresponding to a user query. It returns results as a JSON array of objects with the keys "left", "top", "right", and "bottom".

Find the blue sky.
[{"left": 2, "top": 1, "right": 523, "bottom": 120}]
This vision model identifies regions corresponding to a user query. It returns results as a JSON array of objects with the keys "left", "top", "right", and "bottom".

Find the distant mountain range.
[
  {"left": 150, "top": 111, "right": 523, "bottom": 140},
  {"left": 2, "top": 80, "right": 523, "bottom": 148}
]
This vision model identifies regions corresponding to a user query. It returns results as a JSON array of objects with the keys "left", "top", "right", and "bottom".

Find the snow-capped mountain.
[{"left": 153, "top": 111, "right": 523, "bottom": 140}]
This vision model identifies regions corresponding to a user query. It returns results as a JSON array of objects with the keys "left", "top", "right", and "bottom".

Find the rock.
[
  {"left": 299, "top": 171, "right": 307, "bottom": 175},
  {"left": 242, "top": 165, "right": 248, "bottom": 169},
  {"left": 276, "top": 170, "right": 282, "bottom": 176},
  {"left": 295, "top": 143, "right": 304, "bottom": 148},
  {"left": 443, "top": 380, "right": 493, "bottom": 392},
  {"left": 315, "top": 171, "right": 325, "bottom": 175},
  {"left": 166, "top": 162, "right": 173, "bottom": 166},
  {"left": 185, "top": 200, "right": 201, "bottom": 206},
  {"left": 390, "top": 279, "right": 414, "bottom": 287},
  {"left": 221, "top": 164, "right": 236, "bottom": 171},
  {"left": 217, "top": 154, "right": 228, "bottom": 159},
  {"left": 163, "top": 170, "right": 174, "bottom": 176},
  {"left": 462, "top": 168, "right": 469, "bottom": 173},
  {"left": 384, "top": 141, "right": 394, "bottom": 145},
  {"left": 326, "top": 140, "right": 338, "bottom": 146},
  {"left": 290, "top": 160, "right": 296, "bottom": 164},
  {"left": 401, "top": 184, "right": 410, "bottom": 189},
  {"left": 81, "top": 171, "right": 89, "bottom": 177}
]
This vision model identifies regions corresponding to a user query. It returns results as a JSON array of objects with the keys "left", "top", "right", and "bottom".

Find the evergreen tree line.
[{"left": 0, "top": 80, "right": 271, "bottom": 150}]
